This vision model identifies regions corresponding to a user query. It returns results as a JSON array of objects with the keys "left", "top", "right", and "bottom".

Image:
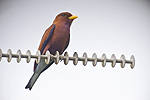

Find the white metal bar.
[{"left": 0, "top": 48, "right": 135, "bottom": 69}]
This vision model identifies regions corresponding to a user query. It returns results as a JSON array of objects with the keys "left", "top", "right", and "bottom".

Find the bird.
[{"left": 25, "top": 12, "right": 78, "bottom": 90}]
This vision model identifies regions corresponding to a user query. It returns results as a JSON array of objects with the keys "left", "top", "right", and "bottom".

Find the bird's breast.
[{"left": 47, "top": 24, "right": 70, "bottom": 55}]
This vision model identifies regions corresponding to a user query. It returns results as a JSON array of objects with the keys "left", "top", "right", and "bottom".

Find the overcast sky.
[{"left": 0, "top": 0, "right": 150, "bottom": 100}]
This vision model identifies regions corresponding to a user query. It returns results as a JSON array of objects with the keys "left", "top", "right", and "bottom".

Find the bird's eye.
[
  {"left": 61, "top": 14, "right": 65, "bottom": 17},
  {"left": 68, "top": 15, "right": 71, "bottom": 17}
]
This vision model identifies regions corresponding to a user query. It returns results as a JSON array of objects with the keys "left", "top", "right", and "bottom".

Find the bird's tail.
[{"left": 25, "top": 72, "right": 41, "bottom": 90}]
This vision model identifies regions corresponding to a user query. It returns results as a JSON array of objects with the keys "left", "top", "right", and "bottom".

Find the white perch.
[{"left": 0, "top": 49, "right": 135, "bottom": 69}]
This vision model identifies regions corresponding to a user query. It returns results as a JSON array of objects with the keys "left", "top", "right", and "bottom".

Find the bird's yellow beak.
[{"left": 69, "top": 15, "right": 78, "bottom": 19}]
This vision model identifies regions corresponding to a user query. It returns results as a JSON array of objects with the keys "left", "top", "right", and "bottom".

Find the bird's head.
[{"left": 53, "top": 12, "right": 78, "bottom": 25}]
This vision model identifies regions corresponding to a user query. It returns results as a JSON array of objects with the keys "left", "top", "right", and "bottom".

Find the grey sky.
[{"left": 0, "top": 0, "right": 150, "bottom": 100}]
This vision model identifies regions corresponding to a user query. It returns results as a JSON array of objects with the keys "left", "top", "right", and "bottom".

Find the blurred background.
[{"left": 0, "top": 0, "right": 150, "bottom": 100}]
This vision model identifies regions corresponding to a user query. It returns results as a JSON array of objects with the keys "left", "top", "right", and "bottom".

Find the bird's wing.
[
  {"left": 40, "top": 24, "right": 56, "bottom": 54},
  {"left": 40, "top": 32, "right": 70, "bottom": 73},
  {"left": 33, "top": 24, "right": 55, "bottom": 72}
]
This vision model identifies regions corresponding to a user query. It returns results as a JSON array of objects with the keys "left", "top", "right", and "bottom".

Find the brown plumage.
[{"left": 25, "top": 12, "right": 78, "bottom": 90}]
